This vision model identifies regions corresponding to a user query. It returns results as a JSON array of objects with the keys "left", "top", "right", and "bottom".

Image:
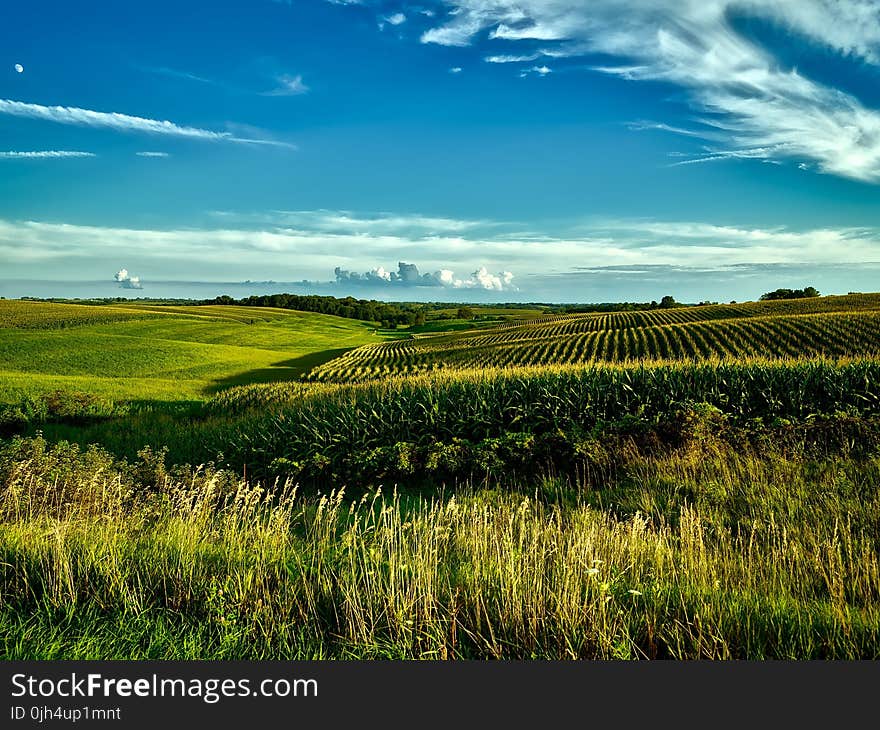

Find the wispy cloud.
[
  {"left": 136, "top": 151, "right": 170, "bottom": 158},
  {"left": 262, "top": 74, "right": 310, "bottom": 96},
  {"left": 485, "top": 53, "right": 541, "bottom": 64},
  {"left": 139, "top": 66, "right": 219, "bottom": 86},
  {"left": 408, "top": 0, "right": 880, "bottom": 183},
  {"left": 0, "top": 150, "right": 95, "bottom": 159},
  {"left": 519, "top": 65, "right": 552, "bottom": 78},
  {"left": 668, "top": 148, "right": 780, "bottom": 167},
  {"left": 208, "top": 209, "right": 499, "bottom": 237},
  {"left": 0, "top": 98, "right": 294, "bottom": 147},
  {"left": 625, "top": 121, "right": 722, "bottom": 141}
]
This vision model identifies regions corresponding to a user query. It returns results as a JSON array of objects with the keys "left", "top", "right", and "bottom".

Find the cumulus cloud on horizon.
[
  {"left": 114, "top": 268, "right": 143, "bottom": 289},
  {"left": 334, "top": 261, "right": 516, "bottom": 291}
]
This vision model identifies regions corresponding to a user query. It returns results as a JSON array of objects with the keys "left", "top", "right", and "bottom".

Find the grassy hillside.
[
  {"left": 309, "top": 293, "right": 880, "bottom": 381},
  {"left": 0, "top": 300, "right": 391, "bottom": 403}
]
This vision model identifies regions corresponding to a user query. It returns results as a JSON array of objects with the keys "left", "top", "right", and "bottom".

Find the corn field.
[
  {"left": 212, "top": 359, "right": 880, "bottom": 485},
  {"left": 309, "top": 297, "right": 880, "bottom": 382}
]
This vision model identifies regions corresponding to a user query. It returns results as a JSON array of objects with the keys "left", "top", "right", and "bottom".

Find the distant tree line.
[
  {"left": 760, "top": 287, "right": 820, "bottom": 301},
  {"left": 557, "top": 295, "right": 681, "bottom": 314},
  {"left": 205, "top": 294, "right": 425, "bottom": 328}
]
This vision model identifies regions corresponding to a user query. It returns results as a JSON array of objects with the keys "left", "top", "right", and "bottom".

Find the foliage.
[
  {"left": 761, "top": 286, "right": 821, "bottom": 301},
  {"left": 206, "top": 293, "right": 423, "bottom": 326}
]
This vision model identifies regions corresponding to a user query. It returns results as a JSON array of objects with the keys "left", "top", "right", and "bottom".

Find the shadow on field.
[{"left": 207, "top": 347, "right": 355, "bottom": 392}]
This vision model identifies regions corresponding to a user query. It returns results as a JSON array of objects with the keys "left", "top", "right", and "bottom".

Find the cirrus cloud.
[
  {"left": 0, "top": 150, "right": 95, "bottom": 159},
  {"left": 0, "top": 98, "right": 296, "bottom": 148},
  {"left": 375, "top": 0, "right": 880, "bottom": 182}
]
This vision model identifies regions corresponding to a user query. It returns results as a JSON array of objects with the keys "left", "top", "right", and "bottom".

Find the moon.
[{"left": 14, "top": 64, "right": 23, "bottom": 73}]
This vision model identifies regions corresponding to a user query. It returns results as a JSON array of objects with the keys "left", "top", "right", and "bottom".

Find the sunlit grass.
[
  {"left": 0, "top": 300, "right": 391, "bottom": 403},
  {"left": 1, "top": 436, "right": 878, "bottom": 659}
]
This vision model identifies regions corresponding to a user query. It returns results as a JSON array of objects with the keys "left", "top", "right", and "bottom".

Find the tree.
[
  {"left": 659, "top": 295, "right": 676, "bottom": 309},
  {"left": 457, "top": 307, "right": 475, "bottom": 320},
  {"left": 760, "top": 287, "right": 820, "bottom": 301}
]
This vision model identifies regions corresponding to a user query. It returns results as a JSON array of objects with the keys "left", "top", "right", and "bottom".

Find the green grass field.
[
  {"left": 0, "top": 300, "right": 392, "bottom": 402},
  {"left": 2, "top": 295, "right": 880, "bottom": 659}
]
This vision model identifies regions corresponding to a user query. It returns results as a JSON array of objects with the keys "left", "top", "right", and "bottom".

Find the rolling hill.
[{"left": 0, "top": 300, "right": 392, "bottom": 402}]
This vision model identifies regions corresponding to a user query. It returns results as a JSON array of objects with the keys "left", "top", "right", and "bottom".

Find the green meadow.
[{"left": 0, "top": 301, "right": 393, "bottom": 403}]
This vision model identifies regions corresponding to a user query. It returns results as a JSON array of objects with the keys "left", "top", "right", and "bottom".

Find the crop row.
[
  {"left": 0, "top": 301, "right": 163, "bottom": 330},
  {"left": 219, "top": 359, "right": 880, "bottom": 483},
  {"left": 309, "top": 310, "right": 880, "bottom": 382},
  {"left": 414, "top": 293, "right": 880, "bottom": 345}
]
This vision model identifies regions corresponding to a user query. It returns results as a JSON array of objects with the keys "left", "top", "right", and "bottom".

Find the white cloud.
[
  {"left": 485, "top": 53, "right": 541, "bottom": 63},
  {"left": 461, "top": 266, "right": 515, "bottom": 290},
  {"left": 449, "top": 66, "right": 463, "bottom": 73},
  {"left": 413, "top": 0, "right": 880, "bottom": 183},
  {"left": 519, "top": 65, "right": 552, "bottom": 78},
  {"left": 136, "top": 151, "right": 170, "bottom": 158},
  {"left": 335, "top": 261, "right": 517, "bottom": 290},
  {"left": 386, "top": 12, "right": 407, "bottom": 25},
  {"left": 0, "top": 98, "right": 295, "bottom": 147},
  {"left": 669, "top": 147, "right": 779, "bottom": 166},
  {"left": 210, "top": 209, "right": 496, "bottom": 237},
  {"left": 263, "top": 74, "right": 310, "bottom": 96},
  {"left": 0, "top": 150, "right": 95, "bottom": 159},
  {"left": 141, "top": 66, "right": 218, "bottom": 86},
  {"left": 114, "top": 268, "right": 142, "bottom": 289},
  {"left": 626, "top": 121, "right": 722, "bottom": 141},
  {"left": 4, "top": 212, "right": 880, "bottom": 283}
]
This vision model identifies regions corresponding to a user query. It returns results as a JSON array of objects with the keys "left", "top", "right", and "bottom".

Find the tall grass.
[{"left": 1, "top": 436, "right": 878, "bottom": 659}]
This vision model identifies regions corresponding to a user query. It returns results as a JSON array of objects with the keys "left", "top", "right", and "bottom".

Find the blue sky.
[{"left": 2, "top": 0, "right": 880, "bottom": 302}]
